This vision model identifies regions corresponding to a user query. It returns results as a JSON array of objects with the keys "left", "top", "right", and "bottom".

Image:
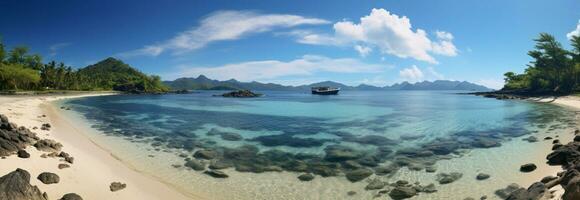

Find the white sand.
[{"left": 0, "top": 94, "right": 195, "bottom": 200}]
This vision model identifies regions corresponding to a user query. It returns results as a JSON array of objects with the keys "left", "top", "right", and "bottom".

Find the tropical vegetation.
[
  {"left": 0, "top": 38, "right": 168, "bottom": 93},
  {"left": 503, "top": 33, "right": 580, "bottom": 94}
]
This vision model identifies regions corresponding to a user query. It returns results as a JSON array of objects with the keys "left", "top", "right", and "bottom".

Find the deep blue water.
[{"left": 63, "top": 90, "right": 575, "bottom": 177}]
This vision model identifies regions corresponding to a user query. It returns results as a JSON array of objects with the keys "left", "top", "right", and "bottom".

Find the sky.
[{"left": 1, "top": 0, "right": 579, "bottom": 89}]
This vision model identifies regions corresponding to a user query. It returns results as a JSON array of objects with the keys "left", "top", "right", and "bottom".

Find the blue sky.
[{"left": 1, "top": 0, "right": 579, "bottom": 89}]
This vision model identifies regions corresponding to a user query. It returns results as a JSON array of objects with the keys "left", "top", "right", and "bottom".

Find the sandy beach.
[{"left": 0, "top": 93, "right": 194, "bottom": 200}]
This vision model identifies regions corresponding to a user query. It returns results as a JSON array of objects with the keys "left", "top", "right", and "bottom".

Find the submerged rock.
[
  {"left": 389, "top": 185, "right": 417, "bottom": 200},
  {"left": 37, "top": 172, "right": 59, "bottom": 184},
  {"left": 436, "top": 172, "right": 463, "bottom": 184},
  {"left": 345, "top": 168, "right": 373, "bottom": 182},
  {"left": 185, "top": 159, "right": 206, "bottom": 171},
  {"left": 109, "top": 182, "right": 127, "bottom": 192},
  {"left": 522, "top": 136, "right": 538, "bottom": 143},
  {"left": 495, "top": 183, "right": 523, "bottom": 199},
  {"left": 297, "top": 173, "right": 314, "bottom": 181},
  {"left": 365, "top": 178, "right": 387, "bottom": 190},
  {"left": 324, "top": 145, "right": 361, "bottom": 162},
  {"left": 193, "top": 150, "right": 219, "bottom": 160},
  {"left": 0, "top": 168, "right": 48, "bottom": 200}
]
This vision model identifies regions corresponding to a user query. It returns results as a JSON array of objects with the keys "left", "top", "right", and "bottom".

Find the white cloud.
[
  {"left": 426, "top": 67, "right": 444, "bottom": 80},
  {"left": 164, "top": 55, "right": 383, "bottom": 81},
  {"left": 567, "top": 20, "right": 580, "bottom": 39},
  {"left": 399, "top": 65, "right": 424, "bottom": 80},
  {"left": 354, "top": 45, "right": 372, "bottom": 57},
  {"left": 292, "top": 8, "right": 458, "bottom": 63},
  {"left": 122, "top": 10, "right": 329, "bottom": 57},
  {"left": 48, "top": 43, "right": 70, "bottom": 57}
]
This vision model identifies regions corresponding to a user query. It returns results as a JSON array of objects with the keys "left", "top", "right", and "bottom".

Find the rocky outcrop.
[
  {"left": 217, "top": 90, "right": 262, "bottom": 98},
  {"left": 0, "top": 114, "right": 40, "bottom": 156},
  {"left": 0, "top": 168, "right": 49, "bottom": 200},
  {"left": 33, "top": 139, "right": 63, "bottom": 152}
]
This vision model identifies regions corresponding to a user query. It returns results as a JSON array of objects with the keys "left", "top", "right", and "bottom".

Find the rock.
[
  {"left": 574, "top": 135, "right": 580, "bottom": 142},
  {"left": 17, "top": 150, "right": 30, "bottom": 158},
  {"left": 540, "top": 176, "right": 557, "bottom": 183},
  {"left": 563, "top": 176, "right": 580, "bottom": 200},
  {"left": 396, "top": 180, "right": 409, "bottom": 186},
  {"left": 345, "top": 168, "right": 373, "bottom": 182},
  {"left": 184, "top": 159, "right": 205, "bottom": 171},
  {"left": 37, "top": 172, "right": 59, "bottom": 184},
  {"left": 341, "top": 160, "right": 363, "bottom": 169},
  {"left": 204, "top": 170, "right": 229, "bottom": 178},
  {"left": 506, "top": 182, "right": 547, "bottom": 200},
  {"left": 218, "top": 90, "right": 262, "bottom": 98},
  {"left": 109, "top": 182, "right": 127, "bottom": 192},
  {"left": 552, "top": 143, "right": 563, "bottom": 150},
  {"left": 495, "top": 183, "right": 522, "bottom": 199},
  {"left": 0, "top": 115, "right": 40, "bottom": 156},
  {"left": 422, "top": 183, "right": 437, "bottom": 193},
  {"left": 347, "top": 191, "right": 357, "bottom": 196},
  {"left": 59, "top": 193, "right": 83, "bottom": 200},
  {"left": 374, "top": 165, "right": 398, "bottom": 176},
  {"left": 0, "top": 168, "right": 48, "bottom": 200},
  {"left": 365, "top": 179, "right": 387, "bottom": 190},
  {"left": 193, "top": 150, "right": 219, "bottom": 160},
  {"left": 219, "top": 132, "right": 243, "bottom": 141},
  {"left": 436, "top": 172, "right": 463, "bottom": 184},
  {"left": 520, "top": 163, "right": 537, "bottom": 172},
  {"left": 297, "top": 173, "right": 314, "bottom": 181},
  {"left": 389, "top": 185, "right": 417, "bottom": 200},
  {"left": 40, "top": 123, "right": 51, "bottom": 131},
  {"left": 553, "top": 139, "right": 560, "bottom": 144},
  {"left": 208, "top": 160, "right": 233, "bottom": 170},
  {"left": 464, "top": 198, "right": 475, "bottom": 200},
  {"left": 425, "top": 165, "right": 437, "bottom": 173},
  {"left": 33, "top": 139, "right": 62, "bottom": 152},
  {"left": 64, "top": 156, "right": 74, "bottom": 164},
  {"left": 544, "top": 137, "right": 553, "bottom": 140},
  {"left": 58, "top": 164, "right": 70, "bottom": 169},
  {"left": 324, "top": 145, "right": 361, "bottom": 161},
  {"left": 476, "top": 173, "right": 490, "bottom": 180},
  {"left": 472, "top": 137, "right": 501, "bottom": 148},
  {"left": 522, "top": 136, "right": 538, "bottom": 143},
  {"left": 547, "top": 146, "right": 580, "bottom": 165}
]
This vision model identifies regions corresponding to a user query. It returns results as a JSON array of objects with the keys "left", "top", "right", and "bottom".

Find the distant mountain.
[{"left": 164, "top": 75, "right": 493, "bottom": 91}]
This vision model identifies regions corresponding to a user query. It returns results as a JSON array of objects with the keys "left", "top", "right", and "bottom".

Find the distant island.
[{"left": 164, "top": 75, "right": 492, "bottom": 91}]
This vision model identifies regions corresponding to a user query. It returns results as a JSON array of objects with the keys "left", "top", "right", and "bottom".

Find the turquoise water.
[{"left": 62, "top": 90, "right": 577, "bottom": 199}]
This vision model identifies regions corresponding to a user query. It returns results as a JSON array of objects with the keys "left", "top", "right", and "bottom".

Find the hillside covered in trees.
[
  {"left": 502, "top": 33, "right": 580, "bottom": 94},
  {"left": 0, "top": 39, "right": 168, "bottom": 93}
]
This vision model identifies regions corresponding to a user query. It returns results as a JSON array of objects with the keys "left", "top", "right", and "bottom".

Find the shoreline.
[{"left": 0, "top": 93, "right": 194, "bottom": 200}]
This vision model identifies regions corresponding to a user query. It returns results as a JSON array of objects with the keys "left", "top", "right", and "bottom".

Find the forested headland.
[
  {"left": 502, "top": 33, "right": 580, "bottom": 95},
  {"left": 0, "top": 38, "right": 168, "bottom": 93}
]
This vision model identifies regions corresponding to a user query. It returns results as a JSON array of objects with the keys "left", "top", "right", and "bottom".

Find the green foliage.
[
  {"left": 0, "top": 38, "right": 168, "bottom": 93},
  {"left": 503, "top": 33, "right": 580, "bottom": 94}
]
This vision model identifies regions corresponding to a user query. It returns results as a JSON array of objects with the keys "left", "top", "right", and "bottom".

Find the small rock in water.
[
  {"left": 494, "top": 183, "right": 522, "bottom": 199},
  {"left": 519, "top": 163, "right": 537, "bottom": 172},
  {"left": 59, "top": 193, "right": 83, "bottom": 200},
  {"left": 476, "top": 173, "right": 490, "bottom": 180},
  {"left": 347, "top": 191, "right": 357, "bottom": 196},
  {"left": 204, "top": 170, "right": 229, "bottom": 178},
  {"left": 17, "top": 150, "right": 30, "bottom": 158},
  {"left": 345, "top": 168, "right": 373, "bottom": 182},
  {"left": 297, "top": 173, "right": 314, "bottom": 181},
  {"left": 37, "top": 172, "right": 60, "bottom": 184},
  {"left": 365, "top": 178, "right": 387, "bottom": 190},
  {"left": 193, "top": 150, "right": 218, "bottom": 160},
  {"left": 522, "top": 136, "right": 538, "bottom": 143},
  {"left": 425, "top": 165, "right": 437, "bottom": 173},
  {"left": 185, "top": 159, "right": 205, "bottom": 171},
  {"left": 389, "top": 185, "right": 417, "bottom": 200},
  {"left": 109, "top": 182, "right": 127, "bottom": 192},
  {"left": 436, "top": 172, "right": 463, "bottom": 184},
  {"left": 544, "top": 136, "right": 553, "bottom": 140}
]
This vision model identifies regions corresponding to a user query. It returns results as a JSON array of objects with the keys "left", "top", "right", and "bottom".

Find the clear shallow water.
[{"left": 61, "top": 90, "right": 578, "bottom": 199}]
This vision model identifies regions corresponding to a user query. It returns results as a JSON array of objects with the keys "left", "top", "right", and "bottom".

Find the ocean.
[{"left": 58, "top": 90, "right": 578, "bottom": 199}]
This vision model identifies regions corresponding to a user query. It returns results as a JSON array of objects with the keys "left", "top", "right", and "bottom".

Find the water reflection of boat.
[{"left": 311, "top": 87, "right": 340, "bottom": 95}]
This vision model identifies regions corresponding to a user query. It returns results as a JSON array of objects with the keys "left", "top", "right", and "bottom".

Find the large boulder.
[
  {"left": 547, "top": 146, "right": 580, "bottom": 166},
  {"left": 0, "top": 168, "right": 48, "bottom": 200},
  {"left": 37, "top": 172, "right": 60, "bottom": 184}
]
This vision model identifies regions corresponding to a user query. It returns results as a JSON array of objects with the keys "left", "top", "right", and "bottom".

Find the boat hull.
[{"left": 311, "top": 90, "right": 339, "bottom": 95}]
